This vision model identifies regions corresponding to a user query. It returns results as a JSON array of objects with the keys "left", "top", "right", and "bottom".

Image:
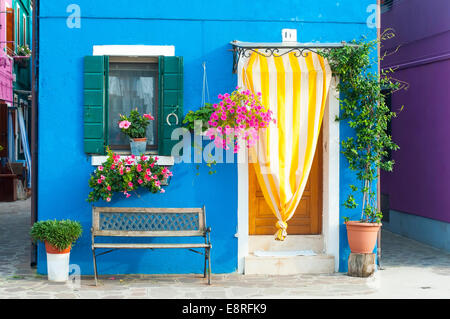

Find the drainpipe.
[{"left": 30, "top": 0, "right": 39, "bottom": 267}]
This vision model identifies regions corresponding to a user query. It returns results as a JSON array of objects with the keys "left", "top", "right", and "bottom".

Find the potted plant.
[
  {"left": 30, "top": 219, "right": 82, "bottom": 282},
  {"left": 182, "top": 103, "right": 215, "bottom": 133},
  {"left": 118, "top": 109, "right": 155, "bottom": 155},
  {"left": 321, "top": 39, "right": 405, "bottom": 254}
]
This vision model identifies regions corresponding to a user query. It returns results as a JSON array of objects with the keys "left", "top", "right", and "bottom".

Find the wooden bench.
[{"left": 91, "top": 206, "right": 212, "bottom": 285}]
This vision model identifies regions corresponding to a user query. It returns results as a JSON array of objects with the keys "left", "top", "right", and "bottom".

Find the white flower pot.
[
  {"left": 46, "top": 252, "right": 70, "bottom": 282},
  {"left": 45, "top": 242, "right": 71, "bottom": 282}
]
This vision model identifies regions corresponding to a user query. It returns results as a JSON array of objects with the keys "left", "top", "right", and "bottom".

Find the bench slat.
[{"left": 93, "top": 243, "right": 211, "bottom": 249}]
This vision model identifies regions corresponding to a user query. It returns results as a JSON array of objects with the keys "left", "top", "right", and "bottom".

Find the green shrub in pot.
[{"left": 30, "top": 219, "right": 82, "bottom": 252}]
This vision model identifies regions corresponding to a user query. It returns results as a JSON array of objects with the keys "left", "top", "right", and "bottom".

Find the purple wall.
[{"left": 381, "top": 0, "right": 450, "bottom": 223}]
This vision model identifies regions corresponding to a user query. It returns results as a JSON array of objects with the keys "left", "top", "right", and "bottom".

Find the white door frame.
[{"left": 236, "top": 76, "right": 341, "bottom": 273}]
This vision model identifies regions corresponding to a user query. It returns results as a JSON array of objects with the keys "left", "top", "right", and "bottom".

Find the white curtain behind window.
[{"left": 109, "top": 63, "right": 157, "bottom": 146}]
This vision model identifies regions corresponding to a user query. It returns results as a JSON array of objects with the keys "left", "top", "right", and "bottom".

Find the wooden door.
[{"left": 249, "top": 129, "right": 322, "bottom": 235}]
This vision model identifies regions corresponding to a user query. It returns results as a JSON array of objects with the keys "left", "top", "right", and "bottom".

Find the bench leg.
[
  {"left": 204, "top": 247, "right": 207, "bottom": 278},
  {"left": 92, "top": 248, "right": 98, "bottom": 286},
  {"left": 207, "top": 247, "right": 211, "bottom": 285}
]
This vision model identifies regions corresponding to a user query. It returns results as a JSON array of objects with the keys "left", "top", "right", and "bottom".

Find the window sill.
[{"left": 91, "top": 155, "right": 175, "bottom": 166}]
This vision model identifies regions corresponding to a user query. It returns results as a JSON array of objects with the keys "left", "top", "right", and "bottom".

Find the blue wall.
[{"left": 37, "top": 0, "right": 377, "bottom": 275}]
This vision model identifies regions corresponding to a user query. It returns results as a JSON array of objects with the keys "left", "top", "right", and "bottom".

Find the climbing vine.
[{"left": 320, "top": 35, "right": 407, "bottom": 223}]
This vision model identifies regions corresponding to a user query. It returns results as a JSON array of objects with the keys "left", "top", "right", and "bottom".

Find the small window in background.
[
  {"left": 22, "top": 14, "right": 26, "bottom": 46},
  {"left": 16, "top": 5, "right": 20, "bottom": 48},
  {"left": 108, "top": 60, "right": 158, "bottom": 150}
]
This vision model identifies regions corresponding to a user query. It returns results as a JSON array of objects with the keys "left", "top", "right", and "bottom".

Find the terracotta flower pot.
[
  {"left": 44, "top": 241, "right": 71, "bottom": 254},
  {"left": 345, "top": 221, "right": 381, "bottom": 254}
]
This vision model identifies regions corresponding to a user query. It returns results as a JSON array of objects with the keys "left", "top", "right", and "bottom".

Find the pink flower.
[
  {"left": 155, "top": 180, "right": 161, "bottom": 187},
  {"left": 100, "top": 175, "right": 106, "bottom": 180},
  {"left": 137, "top": 164, "right": 142, "bottom": 172},
  {"left": 138, "top": 179, "right": 143, "bottom": 184},
  {"left": 126, "top": 193, "right": 131, "bottom": 198},
  {"left": 107, "top": 185, "right": 111, "bottom": 191},
  {"left": 143, "top": 113, "right": 155, "bottom": 120},
  {"left": 111, "top": 164, "right": 115, "bottom": 170},
  {"left": 97, "top": 179, "right": 102, "bottom": 184},
  {"left": 128, "top": 182, "right": 133, "bottom": 188},
  {"left": 126, "top": 167, "right": 131, "bottom": 173},
  {"left": 106, "top": 197, "right": 111, "bottom": 202},
  {"left": 141, "top": 155, "right": 148, "bottom": 161},
  {"left": 119, "top": 168, "right": 124, "bottom": 175},
  {"left": 119, "top": 120, "right": 131, "bottom": 129},
  {"left": 160, "top": 189, "right": 165, "bottom": 193},
  {"left": 98, "top": 165, "right": 103, "bottom": 171}
]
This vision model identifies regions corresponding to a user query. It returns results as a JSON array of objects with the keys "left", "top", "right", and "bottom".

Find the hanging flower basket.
[{"left": 205, "top": 87, "right": 275, "bottom": 153}]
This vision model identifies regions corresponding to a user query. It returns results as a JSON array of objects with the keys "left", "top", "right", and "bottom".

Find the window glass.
[{"left": 108, "top": 62, "right": 158, "bottom": 149}]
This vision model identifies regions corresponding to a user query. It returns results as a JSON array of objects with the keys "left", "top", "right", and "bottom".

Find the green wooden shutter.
[
  {"left": 84, "top": 56, "right": 108, "bottom": 154},
  {"left": 158, "top": 56, "right": 183, "bottom": 156}
]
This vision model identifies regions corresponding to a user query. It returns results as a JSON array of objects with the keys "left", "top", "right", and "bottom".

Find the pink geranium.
[
  {"left": 143, "top": 113, "right": 155, "bottom": 120},
  {"left": 88, "top": 147, "right": 174, "bottom": 203},
  {"left": 119, "top": 120, "right": 131, "bottom": 129}
]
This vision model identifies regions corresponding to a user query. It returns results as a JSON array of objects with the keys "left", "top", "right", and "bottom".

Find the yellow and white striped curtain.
[{"left": 240, "top": 50, "right": 332, "bottom": 241}]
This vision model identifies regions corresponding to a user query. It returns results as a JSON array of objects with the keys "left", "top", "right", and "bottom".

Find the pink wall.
[{"left": 0, "top": 0, "right": 13, "bottom": 104}]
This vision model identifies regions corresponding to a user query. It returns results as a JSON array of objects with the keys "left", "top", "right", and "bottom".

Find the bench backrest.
[{"left": 92, "top": 206, "right": 206, "bottom": 237}]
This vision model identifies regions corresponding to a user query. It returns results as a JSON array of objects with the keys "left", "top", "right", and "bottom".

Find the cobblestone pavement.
[{"left": 0, "top": 199, "right": 449, "bottom": 299}]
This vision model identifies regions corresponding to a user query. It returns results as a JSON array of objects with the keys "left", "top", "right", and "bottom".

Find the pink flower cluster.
[
  {"left": 206, "top": 87, "right": 275, "bottom": 153},
  {"left": 88, "top": 148, "right": 173, "bottom": 203}
]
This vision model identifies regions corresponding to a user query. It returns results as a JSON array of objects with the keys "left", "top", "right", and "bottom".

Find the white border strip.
[
  {"left": 93, "top": 45, "right": 175, "bottom": 57},
  {"left": 322, "top": 77, "right": 340, "bottom": 272},
  {"left": 91, "top": 155, "right": 174, "bottom": 167}
]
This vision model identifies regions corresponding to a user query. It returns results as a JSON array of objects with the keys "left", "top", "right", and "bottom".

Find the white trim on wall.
[
  {"left": 92, "top": 45, "right": 175, "bottom": 57},
  {"left": 322, "top": 77, "right": 340, "bottom": 272}
]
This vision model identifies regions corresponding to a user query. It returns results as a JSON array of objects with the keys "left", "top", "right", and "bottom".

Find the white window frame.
[{"left": 90, "top": 45, "right": 176, "bottom": 166}]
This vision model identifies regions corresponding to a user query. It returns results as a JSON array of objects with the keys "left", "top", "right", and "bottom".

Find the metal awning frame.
[{"left": 230, "top": 40, "right": 359, "bottom": 73}]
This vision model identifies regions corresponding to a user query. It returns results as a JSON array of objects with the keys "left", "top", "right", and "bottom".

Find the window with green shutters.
[{"left": 83, "top": 55, "right": 183, "bottom": 156}]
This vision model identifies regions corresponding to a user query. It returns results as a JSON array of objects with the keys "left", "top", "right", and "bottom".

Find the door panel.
[{"left": 249, "top": 129, "right": 322, "bottom": 235}]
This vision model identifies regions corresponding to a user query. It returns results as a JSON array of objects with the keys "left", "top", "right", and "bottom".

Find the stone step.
[
  {"left": 248, "top": 235, "right": 325, "bottom": 253},
  {"left": 244, "top": 253, "right": 335, "bottom": 275}
]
